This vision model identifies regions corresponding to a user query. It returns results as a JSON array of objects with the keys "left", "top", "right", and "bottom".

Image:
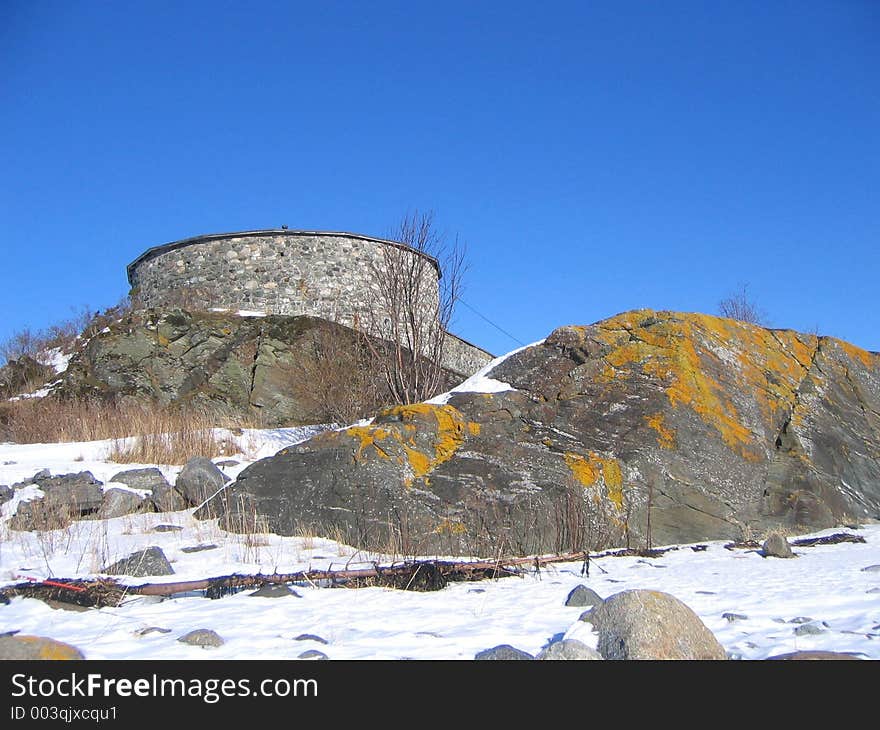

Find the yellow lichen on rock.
[
  {"left": 645, "top": 412, "right": 676, "bottom": 449},
  {"left": 345, "top": 425, "right": 392, "bottom": 460},
  {"left": 564, "top": 452, "right": 625, "bottom": 509},
  {"left": 434, "top": 519, "right": 467, "bottom": 535},
  {"left": 380, "top": 403, "right": 469, "bottom": 480}
]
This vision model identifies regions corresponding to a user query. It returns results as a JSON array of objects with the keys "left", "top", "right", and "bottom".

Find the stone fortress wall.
[{"left": 127, "top": 230, "right": 493, "bottom": 377}]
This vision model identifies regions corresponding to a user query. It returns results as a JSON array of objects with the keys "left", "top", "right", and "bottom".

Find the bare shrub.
[
  {"left": 288, "top": 322, "right": 390, "bottom": 425},
  {"left": 364, "top": 210, "right": 467, "bottom": 405},
  {"left": 718, "top": 283, "right": 768, "bottom": 326}
]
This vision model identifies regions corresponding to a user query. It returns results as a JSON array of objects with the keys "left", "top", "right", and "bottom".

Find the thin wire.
[{"left": 457, "top": 298, "right": 527, "bottom": 347}]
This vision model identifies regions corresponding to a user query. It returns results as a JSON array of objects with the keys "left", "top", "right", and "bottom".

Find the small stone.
[
  {"left": 789, "top": 616, "right": 814, "bottom": 624},
  {"left": 153, "top": 524, "right": 184, "bottom": 532},
  {"left": 537, "top": 640, "right": 603, "bottom": 660},
  {"left": 468, "top": 588, "right": 485, "bottom": 594},
  {"left": 136, "top": 627, "right": 172, "bottom": 636},
  {"left": 722, "top": 613, "right": 749, "bottom": 623},
  {"left": 215, "top": 460, "right": 240, "bottom": 468},
  {"left": 866, "top": 587, "right": 880, "bottom": 594},
  {"left": 298, "top": 650, "right": 328, "bottom": 660},
  {"left": 178, "top": 629, "right": 224, "bottom": 648},
  {"left": 250, "top": 583, "right": 300, "bottom": 598},
  {"left": 180, "top": 544, "right": 219, "bottom": 553},
  {"left": 794, "top": 622, "right": 825, "bottom": 636},
  {"left": 474, "top": 644, "right": 534, "bottom": 660},
  {"left": 861, "top": 564, "right": 880, "bottom": 572},
  {"left": 564, "top": 585, "right": 603, "bottom": 608},
  {"left": 294, "top": 634, "right": 328, "bottom": 645}
]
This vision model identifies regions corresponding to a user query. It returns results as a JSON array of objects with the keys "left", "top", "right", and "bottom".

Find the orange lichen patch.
[
  {"left": 434, "top": 519, "right": 467, "bottom": 535},
  {"left": 832, "top": 338, "right": 875, "bottom": 369},
  {"left": 564, "top": 452, "right": 600, "bottom": 486},
  {"left": 564, "top": 452, "right": 625, "bottom": 510},
  {"left": 645, "top": 413, "right": 676, "bottom": 449},
  {"left": 345, "top": 425, "right": 392, "bottom": 460},
  {"left": 591, "top": 310, "right": 810, "bottom": 460},
  {"left": 380, "top": 403, "right": 468, "bottom": 479},
  {"left": 467, "top": 422, "right": 481, "bottom": 436}
]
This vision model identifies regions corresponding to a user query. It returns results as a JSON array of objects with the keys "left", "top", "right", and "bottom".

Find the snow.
[
  {"left": 1, "top": 429, "right": 878, "bottom": 660},
  {"left": 427, "top": 339, "right": 544, "bottom": 404}
]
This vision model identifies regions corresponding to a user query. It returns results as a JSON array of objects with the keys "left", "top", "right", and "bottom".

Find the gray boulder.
[
  {"left": 762, "top": 533, "right": 794, "bottom": 558},
  {"left": 98, "top": 488, "right": 151, "bottom": 519},
  {"left": 102, "top": 546, "right": 174, "bottom": 577},
  {"left": 150, "top": 481, "right": 189, "bottom": 512},
  {"left": 294, "top": 634, "right": 329, "bottom": 644},
  {"left": 0, "top": 485, "right": 11, "bottom": 505},
  {"left": 178, "top": 629, "right": 224, "bottom": 648},
  {"left": 565, "top": 585, "right": 603, "bottom": 608},
  {"left": 474, "top": 644, "right": 534, "bottom": 660},
  {"left": 591, "top": 589, "right": 727, "bottom": 660},
  {"left": 537, "top": 639, "right": 603, "bottom": 660},
  {"left": 8, "top": 472, "right": 104, "bottom": 530},
  {"left": 109, "top": 467, "right": 170, "bottom": 492},
  {"left": 176, "top": 457, "right": 230, "bottom": 507}
]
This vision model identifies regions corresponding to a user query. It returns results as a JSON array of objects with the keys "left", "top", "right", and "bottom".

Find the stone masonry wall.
[{"left": 128, "top": 230, "right": 493, "bottom": 377}]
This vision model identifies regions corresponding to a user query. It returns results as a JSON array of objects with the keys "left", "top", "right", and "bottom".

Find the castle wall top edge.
[{"left": 126, "top": 229, "right": 442, "bottom": 285}]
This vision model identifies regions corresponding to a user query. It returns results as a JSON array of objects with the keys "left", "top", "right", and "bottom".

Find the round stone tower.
[{"left": 126, "top": 229, "right": 441, "bottom": 331}]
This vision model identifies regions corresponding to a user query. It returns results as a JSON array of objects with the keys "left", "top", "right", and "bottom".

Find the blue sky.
[{"left": 1, "top": 1, "right": 878, "bottom": 359}]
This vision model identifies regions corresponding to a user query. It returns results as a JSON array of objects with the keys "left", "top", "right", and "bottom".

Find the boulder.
[
  {"left": 565, "top": 585, "right": 603, "bottom": 608},
  {"left": 109, "top": 468, "right": 171, "bottom": 492},
  {"left": 537, "top": 639, "right": 603, "bottom": 660},
  {"left": 176, "top": 457, "right": 230, "bottom": 507},
  {"left": 102, "top": 546, "right": 174, "bottom": 577},
  {"left": 8, "top": 471, "right": 104, "bottom": 530},
  {"left": 762, "top": 533, "right": 794, "bottom": 558},
  {"left": 0, "top": 634, "right": 84, "bottom": 660},
  {"left": 98, "top": 488, "right": 151, "bottom": 519},
  {"left": 474, "top": 645, "right": 534, "bottom": 660},
  {"left": 591, "top": 589, "right": 727, "bottom": 660},
  {"left": 0, "top": 485, "right": 11, "bottom": 505},
  {"left": 199, "top": 311, "right": 880, "bottom": 555}
]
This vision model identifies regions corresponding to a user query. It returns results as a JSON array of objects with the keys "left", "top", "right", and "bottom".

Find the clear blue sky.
[{"left": 2, "top": 1, "right": 878, "bottom": 358}]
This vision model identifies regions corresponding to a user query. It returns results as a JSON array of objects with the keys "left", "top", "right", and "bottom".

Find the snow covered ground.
[{"left": 1, "top": 428, "right": 879, "bottom": 661}]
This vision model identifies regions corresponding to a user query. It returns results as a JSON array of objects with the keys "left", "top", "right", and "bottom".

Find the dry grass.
[{"left": 0, "top": 397, "right": 243, "bottom": 465}]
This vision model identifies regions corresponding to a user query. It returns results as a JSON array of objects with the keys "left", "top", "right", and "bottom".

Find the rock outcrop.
[
  {"left": 199, "top": 310, "right": 880, "bottom": 555},
  {"left": 54, "top": 308, "right": 463, "bottom": 427}
]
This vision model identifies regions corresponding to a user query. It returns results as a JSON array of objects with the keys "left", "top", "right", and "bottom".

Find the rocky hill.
[
  {"left": 49, "top": 308, "right": 462, "bottom": 427},
  {"left": 198, "top": 309, "right": 880, "bottom": 555}
]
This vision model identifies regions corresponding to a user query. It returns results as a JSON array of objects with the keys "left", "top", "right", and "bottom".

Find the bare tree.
[
  {"left": 363, "top": 210, "right": 467, "bottom": 405},
  {"left": 718, "top": 283, "right": 768, "bottom": 326}
]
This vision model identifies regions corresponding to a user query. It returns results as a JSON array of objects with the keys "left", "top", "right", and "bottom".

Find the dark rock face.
[
  {"left": 55, "top": 309, "right": 459, "bottom": 427},
  {"left": 200, "top": 310, "right": 880, "bottom": 555}
]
